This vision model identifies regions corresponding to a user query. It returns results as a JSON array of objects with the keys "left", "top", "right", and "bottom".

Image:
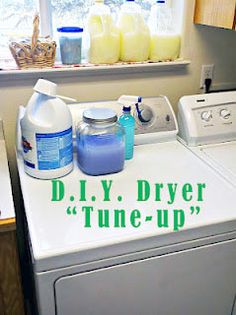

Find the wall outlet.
[{"left": 200, "top": 64, "right": 214, "bottom": 89}]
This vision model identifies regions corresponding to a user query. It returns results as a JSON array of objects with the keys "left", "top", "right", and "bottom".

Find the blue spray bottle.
[{"left": 118, "top": 95, "right": 141, "bottom": 160}]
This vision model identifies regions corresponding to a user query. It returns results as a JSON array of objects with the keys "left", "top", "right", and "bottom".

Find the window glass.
[
  {"left": 51, "top": 0, "right": 154, "bottom": 30},
  {"left": 106, "top": 0, "right": 153, "bottom": 21},
  {"left": 51, "top": 0, "right": 93, "bottom": 29},
  {"left": 0, "top": 0, "right": 38, "bottom": 59}
]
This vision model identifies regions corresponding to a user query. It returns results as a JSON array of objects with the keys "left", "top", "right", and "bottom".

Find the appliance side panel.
[{"left": 34, "top": 271, "right": 57, "bottom": 315}]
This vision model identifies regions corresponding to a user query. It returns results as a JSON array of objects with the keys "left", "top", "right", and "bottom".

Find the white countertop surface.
[
  {"left": 17, "top": 140, "right": 236, "bottom": 272},
  {"left": 0, "top": 120, "right": 15, "bottom": 221}
]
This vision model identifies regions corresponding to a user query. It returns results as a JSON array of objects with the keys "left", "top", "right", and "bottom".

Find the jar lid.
[
  {"left": 57, "top": 27, "right": 84, "bottom": 33},
  {"left": 83, "top": 108, "right": 117, "bottom": 124}
]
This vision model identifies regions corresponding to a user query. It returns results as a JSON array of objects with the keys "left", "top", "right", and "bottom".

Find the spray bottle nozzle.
[{"left": 118, "top": 95, "right": 142, "bottom": 108}]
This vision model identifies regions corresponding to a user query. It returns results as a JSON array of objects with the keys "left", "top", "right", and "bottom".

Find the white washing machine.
[
  {"left": 178, "top": 91, "right": 236, "bottom": 315},
  {"left": 178, "top": 91, "right": 236, "bottom": 187},
  {"left": 17, "top": 96, "right": 236, "bottom": 315}
]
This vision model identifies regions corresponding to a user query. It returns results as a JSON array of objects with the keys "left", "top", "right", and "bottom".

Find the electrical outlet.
[{"left": 200, "top": 64, "right": 214, "bottom": 89}]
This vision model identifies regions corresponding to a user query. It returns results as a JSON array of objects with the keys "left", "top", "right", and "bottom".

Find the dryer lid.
[{"left": 17, "top": 140, "right": 236, "bottom": 272}]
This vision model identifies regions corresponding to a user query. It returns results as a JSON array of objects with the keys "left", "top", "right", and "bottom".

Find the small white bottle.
[{"left": 20, "top": 79, "right": 73, "bottom": 179}]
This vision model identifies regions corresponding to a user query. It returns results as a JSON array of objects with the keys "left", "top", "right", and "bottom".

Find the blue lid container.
[
  {"left": 57, "top": 27, "right": 84, "bottom": 33},
  {"left": 57, "top": 27, "right": 84, "bottom": 65}
]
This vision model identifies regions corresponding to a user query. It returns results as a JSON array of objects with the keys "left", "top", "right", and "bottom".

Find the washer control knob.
[
  {"left": 135, "top": 104, "right": 153, "bottom": 124},
  {"left": 201, "top": 111, "right": 212, "bottom": 122},
  {"left": 139, "top": 108, "right": 153, "bottom": 123},
  {"left": 220, "top": 109, "right": 231, "bottom": 120}
]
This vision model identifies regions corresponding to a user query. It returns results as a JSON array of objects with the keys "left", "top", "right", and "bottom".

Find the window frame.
[
  {"left": 0, "top": 60, "right": 190, "bottom": 82},
  {"left": 39, "top": 0, "right": 53, "bottom": 37}
]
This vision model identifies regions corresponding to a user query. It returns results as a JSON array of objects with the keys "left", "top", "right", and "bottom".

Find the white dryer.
[{"left": 17, "top": 96, "right": 236, "bottom": 315}]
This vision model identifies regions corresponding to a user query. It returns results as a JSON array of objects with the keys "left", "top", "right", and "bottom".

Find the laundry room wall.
[{"left": 0, "top": 0, "right": 236, "bottom": 181}]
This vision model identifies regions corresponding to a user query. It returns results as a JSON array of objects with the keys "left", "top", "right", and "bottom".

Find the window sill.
[{"left": 0, "top": 60, "right": 190, "bottom": 82}]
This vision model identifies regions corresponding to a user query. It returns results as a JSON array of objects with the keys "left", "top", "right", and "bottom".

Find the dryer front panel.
[{"left": 54, "top": 239, "right": 236, "bottom": 315}]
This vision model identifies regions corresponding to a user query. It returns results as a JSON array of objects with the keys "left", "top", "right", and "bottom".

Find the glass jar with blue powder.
[
  {"left": 76, "top": 108, "right": 125, "bottom": 176},
  {"left": 57, "top": 27, "right": 83, "bottom": 65}
]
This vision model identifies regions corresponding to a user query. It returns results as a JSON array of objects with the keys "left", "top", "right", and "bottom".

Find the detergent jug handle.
[
  {"left": 16, "top": 106, "right": 25, "bottom": 153},
  {"left": 101, "top": 15, "right": 110, "bottom": 36},
  {"left": 134, "top": 13, "right": 141, "bottom": 34}
]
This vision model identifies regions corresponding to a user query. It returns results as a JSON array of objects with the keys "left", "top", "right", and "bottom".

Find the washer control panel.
[
  {"left": 69, "top": 96, "right": 178, "bottom": 145},
  {"left": 196, "top": 103, "right": 235, "bottom": 127},
  {"left": 178, "top": 92, "right": 236, "bottom": 146},
  {"left": 133, "top": 97, "right": 177, "bottom": 135}
]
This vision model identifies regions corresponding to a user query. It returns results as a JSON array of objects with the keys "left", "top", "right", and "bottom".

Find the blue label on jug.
[{"left": 36, "top": 127, "right": 73, "bottom": 170}]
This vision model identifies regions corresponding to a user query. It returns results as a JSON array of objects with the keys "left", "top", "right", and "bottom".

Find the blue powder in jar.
[
  {"left": 57, "top": 27, "right": 83, "bottom": 65},
  {"left": 59, "top": 36, "right": 82, "bottom": 65},
  {"left": 77, "top": 134, "right": 125, "bottom": 176}
]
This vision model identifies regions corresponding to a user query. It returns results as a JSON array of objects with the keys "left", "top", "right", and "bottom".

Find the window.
[
  {"left": 0, "top": 0, "right": 38, "bottom": 59},
  {"left": 51, "top": 0, "right": 153, "bottom": 32},
  {"left": 0, "top": 0, "right": 183, "bottom": 68}
]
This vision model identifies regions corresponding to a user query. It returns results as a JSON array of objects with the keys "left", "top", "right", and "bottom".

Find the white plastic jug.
[
  {"left": 149, "top": 0, "right": 181, "bottom": 62},
  {"left": 19, "top": 79, "right": 74, "bottom": 179},
  {"left": 118, "top": 0, "right": 150, "bottom": 62},
  {"left": 88, "top": 0, "right": 120, "bottom": 64}
]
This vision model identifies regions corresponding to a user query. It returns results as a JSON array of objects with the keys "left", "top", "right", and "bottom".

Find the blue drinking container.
[
  {"left": 76, "top": 108, "right": 125, "bottom": 176},
  {"left": 57, "top": 27, "right": 83, "bottom": 65}
]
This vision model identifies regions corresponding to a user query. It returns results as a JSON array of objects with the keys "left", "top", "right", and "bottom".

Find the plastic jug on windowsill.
[
  {"left": 87, "top": 0, "right": 120, "bottom": 64},
  {"left": 148, "top": 0, "right": 181, "bottom": 62},
  {"left": 118, "top": 0, "right": 150, "bottom": 62}
]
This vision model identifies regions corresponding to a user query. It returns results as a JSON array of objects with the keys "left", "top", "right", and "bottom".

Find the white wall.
[{"left": 1, "top": 0, "right": 236, "bottom": 178}]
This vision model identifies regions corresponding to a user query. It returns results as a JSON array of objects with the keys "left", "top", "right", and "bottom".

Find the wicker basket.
[{"left": 9, "top": 15, "right": 56, "bottom": 69}]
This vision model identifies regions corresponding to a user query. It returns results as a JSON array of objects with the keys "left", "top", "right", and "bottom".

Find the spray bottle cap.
[
  {"left": 123, "top": 106, "right": 131, "bottom": 112},
  {"left": 95, "top": 0, "right": 104, "bottom": 3},
  {"left": 33, "top": 79, "right": 77, "bottom": 102}
]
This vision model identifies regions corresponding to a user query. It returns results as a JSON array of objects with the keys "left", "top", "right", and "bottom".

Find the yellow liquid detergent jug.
[
  {"left": 88, "top": 0, "right": 120, "bottom": 64},
  {"left": 118, "top": 0, "right": 150, "bottom": 62},
  {"left": 149, "top": 0, "right": 181, "bottom": 62},
  {"left": 150, "top": 34, "right": 181, "bottom": 62}
]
